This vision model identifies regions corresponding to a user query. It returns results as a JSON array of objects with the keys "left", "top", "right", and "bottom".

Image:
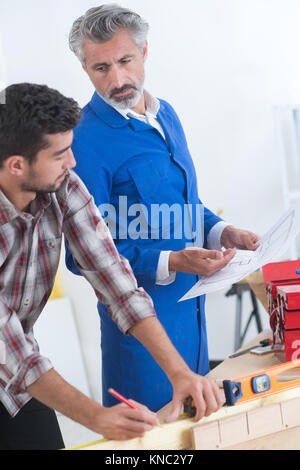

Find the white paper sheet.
[{"left": 179, "top": 198, "right": 300, "bottom": 301}]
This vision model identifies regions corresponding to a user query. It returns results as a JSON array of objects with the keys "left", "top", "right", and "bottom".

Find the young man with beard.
[{"left": 0, "top": 82, "right": 168, "bottom": 449}]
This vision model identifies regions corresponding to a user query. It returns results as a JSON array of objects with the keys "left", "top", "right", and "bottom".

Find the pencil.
[
  {"left": 108, "top": 387, "right": 138, "bottom": 409},
  {"left": 108, "top": 387, "right": 163, "bottom": 428}
]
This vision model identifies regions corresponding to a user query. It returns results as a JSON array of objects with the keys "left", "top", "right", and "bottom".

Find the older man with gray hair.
[{"left": 66, "top": 4, "right": 259, "bottom": 420}]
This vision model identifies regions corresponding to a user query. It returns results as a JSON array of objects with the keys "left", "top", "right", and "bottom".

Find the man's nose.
[
  {"left": 64, "top": 149, "right": 76, "bottom": 169},
  {"left": 109, "top": 65, "right": 125, "bottom": 89}
]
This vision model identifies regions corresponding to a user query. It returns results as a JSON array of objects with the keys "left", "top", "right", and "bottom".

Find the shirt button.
[
  {"left": 49, "top": 241, "right": 55, "bottom": 248},
  {"left": 24, "top": 299, "right": 30, "bottom": 306}
]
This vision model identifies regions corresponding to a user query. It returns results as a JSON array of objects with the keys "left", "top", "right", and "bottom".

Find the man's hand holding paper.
[
  {"left": 180, "top": 198, "right": 300, "bottom": 301},
  {"left": 221, "top": 226, "right": 260, "bottom": 251},
  {"left": 169, "top": 247, "right": 236, "bottom": 277}
]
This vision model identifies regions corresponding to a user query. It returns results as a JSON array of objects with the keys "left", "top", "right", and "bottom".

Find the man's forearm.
[
  {"left": 27, "top": 368, "right": 100, "bottom": 432},
  {"left": 27, "top": 368, "right": 159, "bottom": 440},
  {"left": 129, "top": 316, "right": 190, "bottom": 382}
]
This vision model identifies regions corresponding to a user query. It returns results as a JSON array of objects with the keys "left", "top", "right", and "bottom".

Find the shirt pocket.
[
  {"left": 36, "top": 236, "right": 62, "bottom": 280},
  {"left": 127, "top": 160, "right": 174, "bottom": 235},
  {"left": 127, "top": 159, "right": 165, "bottom": 204}
]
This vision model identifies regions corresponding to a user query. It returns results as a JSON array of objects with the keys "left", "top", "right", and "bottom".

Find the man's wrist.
[
  {"left": 167, "top": 362, "right": 192, "bottom": 385},
  {"left": 88, "top": 404, "right": 107, "bottom": 434},
  {"left": 168, "top": 251, "right": 179, "bottom": 272},
  {"left": 220, "top": 225, "right": 235, "bottom": 247}
]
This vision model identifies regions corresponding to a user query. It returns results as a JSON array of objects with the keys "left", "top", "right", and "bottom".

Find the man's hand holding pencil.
[{"left": 98, "top": 389, "right": 160, "bottom": 441}]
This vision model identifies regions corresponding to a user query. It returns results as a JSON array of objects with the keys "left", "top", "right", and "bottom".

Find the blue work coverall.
[{"left": 66, "top": 92, "right": 222, "bottom": 411}]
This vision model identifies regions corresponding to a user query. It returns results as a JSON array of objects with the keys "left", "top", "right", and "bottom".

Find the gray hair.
[{"left": 69, "top": 4, "right": 149, "bottom": 64}]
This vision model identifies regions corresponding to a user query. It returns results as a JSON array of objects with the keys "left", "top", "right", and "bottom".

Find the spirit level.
[{"left": 223, "top": 359, "right": 300, "bottom": 406}]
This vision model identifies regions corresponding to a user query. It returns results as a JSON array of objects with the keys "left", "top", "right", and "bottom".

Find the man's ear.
[
  {"left": 4, "top": 155, "right": 27, "bottom": 176},
  {"left": 143, "top": 40, "right": 148, "bottom": 62}
]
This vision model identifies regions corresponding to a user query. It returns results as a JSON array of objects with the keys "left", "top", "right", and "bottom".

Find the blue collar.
[
  {"left": 89, "top": 92, "right": 168, "bottom": 132},
  {"left": 88, "top": 92, "right": 175, "bottom": 145},
  {"left": 89, "top": 92, "right": 131, "bottom": 129}
]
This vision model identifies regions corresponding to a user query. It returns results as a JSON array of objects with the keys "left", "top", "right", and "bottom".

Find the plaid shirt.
[{"left": 0, "top": 170, "right": 155, "bottom": 417}]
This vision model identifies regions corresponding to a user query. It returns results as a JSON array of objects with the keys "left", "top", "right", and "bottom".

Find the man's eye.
[
  {"left": 55, "top": 154, "right": 66, "bottom": 160},
  {"left": 95, "top": 67, "right": 107, "bottom": 72}
]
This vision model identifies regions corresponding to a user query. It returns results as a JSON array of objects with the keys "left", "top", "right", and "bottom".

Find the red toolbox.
[
  {"left": 277, "top": 285, "right": 300, "bottom": 329},
  {"left": 262, "top": 260, "right": 300, "bottom": 347},
  {"left": 263, "top": 260, "right": 300, "bottom": 313},
  {"left": 266, "top": 278, "right": 300, "bottom": 314},
  {"left": 277, "top": 285, "right": 300, "bottom": 361},
  {"left": 284, "top": 329, "right": 300, "bottom": 361}
]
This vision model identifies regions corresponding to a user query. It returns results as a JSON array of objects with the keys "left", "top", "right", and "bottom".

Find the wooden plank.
[
  {"left": 192, "top": 398, "right": 300, "bottom": 450},
  {"left": 219, "top": 413, "right": 249, "bottom": 448},
  {"left": 281, "top": 397, "right": 300, "bottom": 428},
  {"left": 224, "top": 425, "right": 300, "bottom": 450},
  {"left": 247, "top": 403, "right": 283, "bottom": 439},
  {"left": 76, "top": 388, "right": 300, "bottom": 450},
  {"left": 192, "top": 422, "right": 220, "bottom": 450},
  {"left": 75, "top": 416, "right": 196, "bottom": 451}
]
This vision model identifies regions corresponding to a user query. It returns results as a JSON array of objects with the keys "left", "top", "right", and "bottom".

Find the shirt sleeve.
[
  {"left": 0, "top": 298, "right": 53, "bottom": 396},
  {"left": 207, "top": 221, "right": 230, "bottom": 250},
  {"left": 61, "top": 172, "right": 156, "bottom": 334},
  {"left": 156, "top": 251, "right": 176, "bottom": 285}
]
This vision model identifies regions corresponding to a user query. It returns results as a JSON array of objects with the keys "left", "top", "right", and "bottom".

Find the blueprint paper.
[{"left": 179, "top": 198, "right": 300, "bottom": 301}]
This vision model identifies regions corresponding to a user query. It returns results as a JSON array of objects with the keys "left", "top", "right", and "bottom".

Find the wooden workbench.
[{"left": 73, "top": 333, "right": 300, "bottom": 450}]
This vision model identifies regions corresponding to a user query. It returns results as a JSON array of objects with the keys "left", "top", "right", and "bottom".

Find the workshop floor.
[{"left": 57, "top": 413, "right": 102, "bottom": 450}]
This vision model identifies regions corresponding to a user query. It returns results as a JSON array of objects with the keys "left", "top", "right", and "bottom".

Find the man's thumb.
[{"left": 164, "top": 398, "right": 182, "bottom": 423}]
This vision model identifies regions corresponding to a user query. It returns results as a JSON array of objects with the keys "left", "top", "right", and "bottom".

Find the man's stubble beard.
[{"left": 20, "top": 172, "right": 67, "bottom": 194}]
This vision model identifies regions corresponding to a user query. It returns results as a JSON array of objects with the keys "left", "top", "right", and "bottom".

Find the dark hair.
[{"left": 0, "top": 83, "right": 82, "bottom": 167}]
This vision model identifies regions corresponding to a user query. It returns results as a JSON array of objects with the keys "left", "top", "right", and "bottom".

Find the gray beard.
[
  {"left": 104, "top": 89, "right": 143, "bottom": 110},
  {"left": 99, "top": 81, "right": 144, "bottom": 111}
]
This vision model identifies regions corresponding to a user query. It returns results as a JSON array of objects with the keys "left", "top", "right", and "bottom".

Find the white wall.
[
  {"left": 0, "top": 29, "right": 7, "bottom": 91},
  {"left": 1, "top": 0, "right": 300, "bottom": 396}
]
